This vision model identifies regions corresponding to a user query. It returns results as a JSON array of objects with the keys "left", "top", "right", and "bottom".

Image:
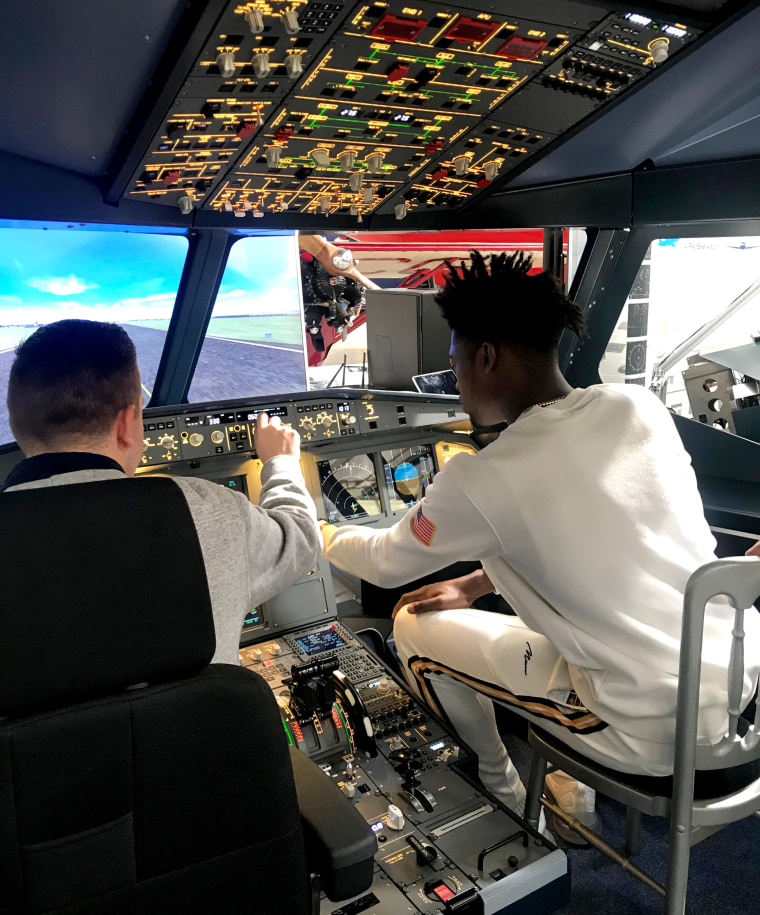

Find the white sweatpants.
[{"left": 394, "top": 607, "right": 675, "bottom": 810}]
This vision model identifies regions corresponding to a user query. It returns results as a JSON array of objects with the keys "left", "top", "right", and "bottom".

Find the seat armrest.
[{"left": 289, "top": 746, "right": 377, "bottom": 902}]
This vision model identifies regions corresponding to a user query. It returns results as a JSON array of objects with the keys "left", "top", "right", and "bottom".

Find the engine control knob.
[
  {"left": 245, "top": 9, "right": 265, "bottom": 33},
  {"left": 386, "top": 804, "right": 405, "bottom": 830},
  {"left": 285, "top": 52, "right": 303, "bottom": 79},
  {"left": 390, "top": 736, "right": 404, "bottom": 751},
  {"left": 377, "top": 677, "right": 390, "bottom": 694},
  {"left": 252, "top": 648, "right": 263, "bottom": 663},
  {"left": 188, "top": 432, "right": 204, "bottom": 446},
  {"left": 265, "top": 146, "right": 282, "bottom": 169},
  {"left": 210, "top": 430, "right": 225, "bottom": 445},
  {"left": 341, "top": 782, "right": 356, "bottom": 798},
  {"left": 270, "top": 642, "right": 282, "bottom": 657},
  {"left": 339, "top": 150, "right": 356, "bottom": 172},
  {"left": 366, "top": 152, "right": 384, "bottom": 174},
  {"left": 216, "top": 51, "right": 236, "bottom": 79},
  {"left": 453, "top": 154, "right": 470, "bottom": 176},
  {"left": 349, "top": 172, "right": 363, "bottom": 191},
  {"left": 252, "top": 52, "right": 271, "bottom": 78},
  {"left": 649, "top": 37, "right": 669, "bottom": 63}
]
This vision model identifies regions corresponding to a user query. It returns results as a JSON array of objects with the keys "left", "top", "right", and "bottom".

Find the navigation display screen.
[
  {"left": 381, "top": 445, "right": 435, "bottom": 512},
  {"left": 295, "top": 629, "right": 347, "bottom": 655},
  {"left": 317, "top": 454, "right": 382, "bottom": 522}
]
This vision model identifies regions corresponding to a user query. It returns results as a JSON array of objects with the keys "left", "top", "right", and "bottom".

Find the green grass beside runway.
[{"left": 128, "top": 315, "right": 303, "bottom": 346}]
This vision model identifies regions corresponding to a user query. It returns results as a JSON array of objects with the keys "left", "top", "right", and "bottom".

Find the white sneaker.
[{"left": 544, "top": 770, "right": 601, "bottom": 845}]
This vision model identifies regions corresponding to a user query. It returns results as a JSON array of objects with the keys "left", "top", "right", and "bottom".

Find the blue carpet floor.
[{"left": 503, "top": 732, "right": 760, "bottom": 914}]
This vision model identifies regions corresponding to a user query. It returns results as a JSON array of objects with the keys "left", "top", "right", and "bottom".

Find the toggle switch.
[
  {"left": 484, "top": 161, "right": 501, "bottom": 181},
  {"left": 453, "top": 154, "right": 470, "bottom": 176},
  {"left": 366, "top": 152, "right": 384, "bottom": 173},
  {"left": 395, "top": 202, "right": 407, "bottom": 220},
  {"left": 281, "top": 11, "right": 300, "bottom": 34},
  {"left": 362, "top": 186, "right": 375, "bottom": 205},
  {"left": 349, "top": 172, "right": 363, "bottom": 191},
  {"left": 177, "top": 196, "right": 194, "bottom": 215},
  {"left": 310, "top": 148, "right": 330, "bottom": 168},
  {"left": 342, "top": 782, "right": 356, "bottom": 798}
]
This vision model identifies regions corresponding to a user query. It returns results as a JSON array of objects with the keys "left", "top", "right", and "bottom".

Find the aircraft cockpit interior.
[{"left": 3, "top": 1, "right": 760, "bottom": 913}]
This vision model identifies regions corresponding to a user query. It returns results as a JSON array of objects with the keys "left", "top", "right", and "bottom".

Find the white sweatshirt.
[{"left": 323, "top": 384, "right": 760, "bottom": 745}]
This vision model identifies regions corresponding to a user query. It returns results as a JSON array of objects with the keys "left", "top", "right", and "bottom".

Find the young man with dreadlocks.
[{"left": 320, "top": 251, "right": 760, "bottom": 839}]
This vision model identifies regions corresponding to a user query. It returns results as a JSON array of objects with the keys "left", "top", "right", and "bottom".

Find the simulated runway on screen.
[{"left": 0, "top": 324, "right": 306, "bottom": 446}]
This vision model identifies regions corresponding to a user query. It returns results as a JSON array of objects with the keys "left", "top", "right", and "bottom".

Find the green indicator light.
[{"left": 282, "top": 720, "right": 295, "bottom": 747}]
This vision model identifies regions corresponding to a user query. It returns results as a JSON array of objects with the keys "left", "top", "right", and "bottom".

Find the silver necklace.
[{"left": 516, "top": 391, "right": 571, "bottom": 421}]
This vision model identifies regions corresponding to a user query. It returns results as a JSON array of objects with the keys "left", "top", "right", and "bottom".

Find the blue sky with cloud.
[{"left": 0, "top": 228, "right": 300, "bottom": 327}]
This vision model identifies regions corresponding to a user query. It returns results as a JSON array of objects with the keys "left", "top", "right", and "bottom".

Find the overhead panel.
[{"left": 120, "top": 0, "right": 703, "bottom": 223}]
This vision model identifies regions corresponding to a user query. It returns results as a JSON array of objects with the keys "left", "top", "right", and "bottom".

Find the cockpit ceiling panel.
[
  {"left": 0, "top": 0, "right": 186, "bottom": 176},
  {"left": 121, "top": 0, "right": 706, "bottom": 221}
]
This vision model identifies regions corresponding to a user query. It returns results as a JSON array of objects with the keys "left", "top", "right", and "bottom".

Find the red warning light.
[
  {"left": 496, "top": 36, "right": 548, "bottom": 60},
  {"left": 369, "top": 13, "right": 427, "bottom": 42},
  {"left": 444, "top": 17, "right": 501, "bottom": 45}
]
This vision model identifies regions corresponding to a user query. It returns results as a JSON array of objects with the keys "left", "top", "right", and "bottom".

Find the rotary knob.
[
  {"left": 320, "top": 414, "right": 334, "bottom": 428},
  {"left": 270, "top": 642, "right": 282, "bottom": 657},
  {"left": 340, "top": 413, "right": 357, "bottom": 426},
  {"left": 158, "top": 435, "right": 175, "bottom": 450},
  {"left": 188, "top": 432, "right": 204, "bottom": 447},
  {"left": 301, "top": 417, "right": 315, "bottom": 432},
  {"left": 210, "top": 430, "right": 225, "bottom": 444},
  {"left": 377, "top": 677, "right": 390, "bottom": 694}
]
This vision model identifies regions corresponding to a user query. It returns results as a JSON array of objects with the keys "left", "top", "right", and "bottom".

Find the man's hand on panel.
[{"left": 255, "top": 413, "right": 300, "bottom": 464}]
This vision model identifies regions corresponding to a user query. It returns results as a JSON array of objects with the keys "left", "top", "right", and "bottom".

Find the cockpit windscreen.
[
  {"left": 381, "top": 445, "right": 435, "bottom": 512},
  {"left": 317, "top": 454, "right": 382, "bottom": 522}
]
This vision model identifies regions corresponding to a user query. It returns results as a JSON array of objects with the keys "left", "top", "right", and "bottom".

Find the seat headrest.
[{"left": 0, "top": 477, "right": 216, "bottom": 716}]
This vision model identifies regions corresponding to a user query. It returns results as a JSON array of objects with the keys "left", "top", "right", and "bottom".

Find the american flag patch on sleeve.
[{"left": 411, "top": 506, "right": 436, "bottom": 546}]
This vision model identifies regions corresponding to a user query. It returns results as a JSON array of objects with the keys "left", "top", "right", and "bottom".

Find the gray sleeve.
[{"left": 174, "top": 455, "right": 320, "bottom": 608}]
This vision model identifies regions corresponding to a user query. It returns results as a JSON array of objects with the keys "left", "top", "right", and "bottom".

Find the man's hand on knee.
[{"left": 391, "top": 570, "right": 495, "bottom": 619}]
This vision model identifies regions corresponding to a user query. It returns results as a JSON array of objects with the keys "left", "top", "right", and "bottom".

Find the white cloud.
[{"left": 26, "top": 274, "right": 99, "bottom": 296}]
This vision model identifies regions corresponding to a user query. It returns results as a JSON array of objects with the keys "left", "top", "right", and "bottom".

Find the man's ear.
[
  {"left": 114, "top": 404, "right": 137, "bottom": 449},
  {"left": 481, "top": 341, "right": 500, "bottom": 373}
]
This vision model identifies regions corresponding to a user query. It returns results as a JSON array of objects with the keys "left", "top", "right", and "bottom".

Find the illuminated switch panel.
[
  {"left": 295, "top": 399, "right": 359, "bottom": 441},
  {"left": 375, "top": 117, "right": 556, "bottom": 214},
  {"left": 578, "top": 11, "right": 698, "bottom": 70},
  {"left": 126, "top": 0, "right": 350, "bottom": 210}
]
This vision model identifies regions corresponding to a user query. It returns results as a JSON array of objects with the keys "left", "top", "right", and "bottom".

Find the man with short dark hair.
[
  {"left": 4, "top": 319, "right": 320, "bottom": 663},
  {"left": 321, "top": 251, "right": 760, "bottom": 834}
]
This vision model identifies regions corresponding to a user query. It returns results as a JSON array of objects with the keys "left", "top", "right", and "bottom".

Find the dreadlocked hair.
[{"left": 435, "top": 249, "right": 587, "bottom": 355}]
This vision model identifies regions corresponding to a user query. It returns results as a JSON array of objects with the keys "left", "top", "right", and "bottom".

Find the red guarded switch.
[
  {"left": 431, "top": 167, "right": 448, "bottom": 181},
  {"left": 387, "top": 63, "right": 409, "bottom": 83},
  {"left": 275, "top": 125, "right": 294, "bottom": 142},
  {"left": 425, "top": 138, "right": 444, "bottom": 153},
  {"left": 496, "top": 36, "right": 548, "bottom": 60},
  {"left": 369, "top": 13, "right": 427, "bottom": 42},
  {"left": 162, "top": 171, "right": 180, "bottom": 186},
  {"left": 236, "top": 121, "right": 257, "bottom": 139},
  {"left": 444, "top": 17, "right": 501, "bottom": 45}
]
